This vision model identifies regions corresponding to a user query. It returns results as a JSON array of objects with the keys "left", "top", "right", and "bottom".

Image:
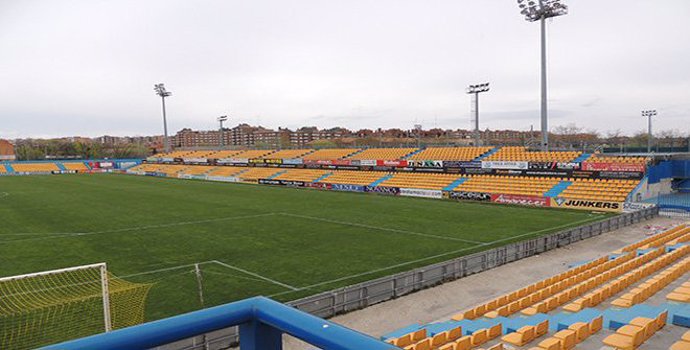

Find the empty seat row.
[
  {"left": 528, "top": 316, "right": 602, "bottom": 350},
  {"left": 602, "top": 310, "right": 667, "bottom": 350},
  {"left": 667, "top": 280, "right": 690, "bottom": 303},
  {"left": 409, "top": 147, "right": 493, "bottom": 161},
  {"left": 452, "top": 256, "right": 610, "bottom": 321},
  {"left": 671, "top": 330, "right": 690, "bottom": 350},
  {"left": 611, "top": 253, "right": 690, "bottom": 307},
  {"left": 348, "top": 148, "right": 418, "bottom": 160},
  {"left": 614, "top": 224, "right": 689, "bottom": 254}
]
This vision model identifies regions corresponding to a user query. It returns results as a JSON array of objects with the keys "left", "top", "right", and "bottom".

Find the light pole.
[
  {"left": 466, "top": 83, "right": 490, "bottom": 147},
  {"left": 642, "top": 110, "right": 657, "bottom": 153},
  {"left": 218, "top": 115, "right": 228, "bottom": 149},
  {"left": 516, "top": 0, "right": 568, "bottom": 151},
  {"left": 154, "top": 83, "right": 173, "bottom": 153},
  {"left": 414, "top": 124, "right": 422, "bottom": 148}
]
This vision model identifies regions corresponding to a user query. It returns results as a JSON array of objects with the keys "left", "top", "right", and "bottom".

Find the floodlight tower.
[
  {"left": 414, "top": 124, "right": 423, "bottom": 148},
  {"left": 516, "top": 0, "right": 568, "bottom": 151},
  {"left": 467, "top": 83, "right": 490, "bottom": 146},
  {"left": 218, "top": 115, "right": 228, "bottom": 149},
  {"left": 154, "top": 83, "right": 173, "bottom": 153},
  {"left": 642, "top": 109, "right": 657, "bottom": 153}
]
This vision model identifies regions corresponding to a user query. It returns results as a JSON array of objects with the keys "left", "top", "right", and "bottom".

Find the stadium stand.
[
  {"left": 408, "top": 146, "right": 493, "bottom": 161},
  {"left": 12, "top": 162, "right": 60, "bottom": 172},
  {"left": 229, "top": 149, "right": 276, "bottom": 159},
  {"left": 302, "top": 148, "right": 361, "bottom": 160},
  {"left": 261, "top": 149, "right": 313, "bottom": 159},
  {"left": 378, "top": 172, "right": 461, "bottom": 190},
  {"left": 323, "top": 170, "right": 389, "bottom": 185},
  {"left": 206, "top": 166, "right": 246, "bottom": 177},
  {"left": 236, "top": 167, "right": 283, "bottom": 182},
  {"left": 587, "top": 153, "right": 649, "bottom": 164},
  {"left": 272, "top": 169, "right": 331, "bottom": 182},
  {"left": 347, "top": 148, "right": 418, "bottom": 160},
  {"left": 454, "top": 175, "right": 560, "bottom": 196},
  {"left": 667, "top": 281, "right": 690, "bottom": 303},
  {"left": 62, "top": 162, "right": 89, "bottom": 171},
  {"left": 384, "top": 223, "right": 689, "bottom": 350},
  {"left": 207, "top": 150, "right": 243, "bottom": 159},
  {"left": 559, "top": 178, "right": 638, "bottom": 202},
  {"left": 484, "top": 146, "right": 581, "bottom": 162}
]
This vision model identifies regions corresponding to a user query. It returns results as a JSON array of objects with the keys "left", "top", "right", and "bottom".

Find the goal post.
[{"left": 0, "top": 263, "right": 152, "bottom": 350}]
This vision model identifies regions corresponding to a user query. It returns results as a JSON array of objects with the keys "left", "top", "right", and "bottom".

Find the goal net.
[{"left": 0, "top": 263, "right": 152, "bottom": 350}]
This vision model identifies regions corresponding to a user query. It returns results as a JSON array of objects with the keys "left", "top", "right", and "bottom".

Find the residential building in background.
[{"left": 0, "top": 139, "right": 16, "bottom": 160}]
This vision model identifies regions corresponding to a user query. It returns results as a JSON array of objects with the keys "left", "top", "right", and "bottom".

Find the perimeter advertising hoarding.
[
  {"left": 407, "top": 160, "right": 443, "bottom": 168},
  {"left": 550, "top": 197, "right": 623, "bottom": 212},
  {"left": 481, "top": 161, "right": 529, "bottom": 170},
  {"left": 364, "top": 186, "right": 400, "bottom": 195},
  {"left": 399, "top": 188, "right": 443, "bottom": 199},
  {"left": 444, "top": 161, "right": 481, "bottom": 168},
  {"left": 207, "top": 176, "right": 239, "bottom": 183},
  {"left": 258, "top": 179, "right": 306, "bottom": 187},
  {"left": 448, "top": 191, "right": 491, "bottom": 201},
  {"left": 331, "top": 184, "right": 365, "bottom": 192},
  {"left": 376, "top": 160, "right": 408, "bottom": 167},
  {"left": 528, "top": 162, "right": 580, "bottom": 170},
  {"left": 581, "top": 162, "right": 645, "bottom": 172},
  {"left": 217, "top": 158, "right": 249, "bottom": 165},
  {"left": 282, "top": 158, "right": 303, "bottom": 165},
  {"left": 304, "top": 182, "right": 332, "bottom": 190},
  {"left": 183, "top": 158, "right": 208, "bottom": 164},
  {"left": 358, "top": 160, "right": 377, "bottom": 166},
  {"left": 491, "top": 194, "right": 550, "bottom": 207}
]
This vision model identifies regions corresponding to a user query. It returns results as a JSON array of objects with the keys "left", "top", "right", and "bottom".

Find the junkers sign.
[{"left": 551, "top": 197, "right": 622, "bottom": 212}]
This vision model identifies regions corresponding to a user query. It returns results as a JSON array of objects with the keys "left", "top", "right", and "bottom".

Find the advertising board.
[
  {"left": 528, "top": 162, "right": 580, "bottom": 170},
  {"left": 481, "top": 161, "right": 528, "bottom": 170},
  {"left": 550, "top": 197, "right": 623, "bottom": 212},
  {"left": 491, "top": 194, "right": 550, "bottom": 207},
  {"left": 400, "top": 188, "right": 443, "bottom": 199},
  {"left": 207, "top": 176, "right": 239, "bottom": 183},
  {"left": 407, "top": 160, "right": 443, "bottom": 168},
  {"left": 448, "top": 191, "right": 491, "bottom": 201},
  {"left": 444, "top": 161, "right": 481, "bottom": 168},
  {"left": 364, "top": 186, "right": 400, "bottom": 195},
  {"left": 331, "top": 184, "right": 365, "bottom": 192},
  {"left": 376, "top": 160, "right": 408, "bottom": 167},
  {"left": 282, "top": 158, "right": 304, "bottom": 165},
  {"left": 581, "top": 162, "right": 645, "bottom": 172}
]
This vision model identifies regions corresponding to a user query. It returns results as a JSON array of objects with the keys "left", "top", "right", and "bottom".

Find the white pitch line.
[
  {"left": 120, "top": 261, "right": 216, "bottom": 278},
  {"left": 268, "top": 215, "right": 607, "bottom": 298},
  {"left": 0, "top": 232, "right": 81, "bottom": 236},
  {"left": 486, "top": 215, "right": 604, "bottom": 246},
  {"left": 211, "top": 260, "right": 299, "bottom": 291},
  {"left": 0, "top": 212, "right": 278, "bottom": 245},
  {"left": 279, "top": 212, "right": 485, "bottom": 245},
  {"left": 268, "top": 243, "right": 485, "bottom": 298}
]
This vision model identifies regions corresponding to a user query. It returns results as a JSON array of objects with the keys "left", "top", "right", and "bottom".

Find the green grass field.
[{"left": 0, "top": 174, "right": 608, "bottom": 321}]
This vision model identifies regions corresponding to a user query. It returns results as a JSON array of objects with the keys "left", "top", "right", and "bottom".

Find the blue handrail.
[{"left": 42, "top": 297, "right": 396, "bottom": 350}]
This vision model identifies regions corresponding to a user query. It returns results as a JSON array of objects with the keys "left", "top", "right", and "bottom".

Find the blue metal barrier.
[{"left": 42, "top": 297, "right": 397, "bottom": 350}]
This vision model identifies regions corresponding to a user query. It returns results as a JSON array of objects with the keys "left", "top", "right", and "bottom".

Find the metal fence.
[{"left": 157, "top": 207, "right": 659, "bottom": 350}]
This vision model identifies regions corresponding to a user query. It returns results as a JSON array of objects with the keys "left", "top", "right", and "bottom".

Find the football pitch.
[{"left": 0, "top": 174, "right": 608, "bottom": 321}]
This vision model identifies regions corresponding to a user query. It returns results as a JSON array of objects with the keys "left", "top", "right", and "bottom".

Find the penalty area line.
[
  {"left": 279, "top": 212, "right": 485, "bottom": 245},
  {"left": 211, "top": 260, "right": 300, "bottom": 291},
  {"left": 268, "top": 242, "right": 486, "bottom": 298},
  {"left": 270, "top": 216, "right": 607, "bottom": 297}
]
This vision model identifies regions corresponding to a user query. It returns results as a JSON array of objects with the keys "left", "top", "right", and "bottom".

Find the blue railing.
[{"left": 42, "top": 297, "right": 396, "bottom": 350}]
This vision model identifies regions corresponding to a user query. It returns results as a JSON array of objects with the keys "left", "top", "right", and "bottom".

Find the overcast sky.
[{"left": 1, "top": 0, "right": 689, "bottom": 139}]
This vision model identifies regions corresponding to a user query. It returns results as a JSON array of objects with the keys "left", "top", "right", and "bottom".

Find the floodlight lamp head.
[
  {"left": 517, "top": 0, "right": 568, "bottom": 21},
  {"left": 154, "top": 83, "right": 172, "bottom": 97}
]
